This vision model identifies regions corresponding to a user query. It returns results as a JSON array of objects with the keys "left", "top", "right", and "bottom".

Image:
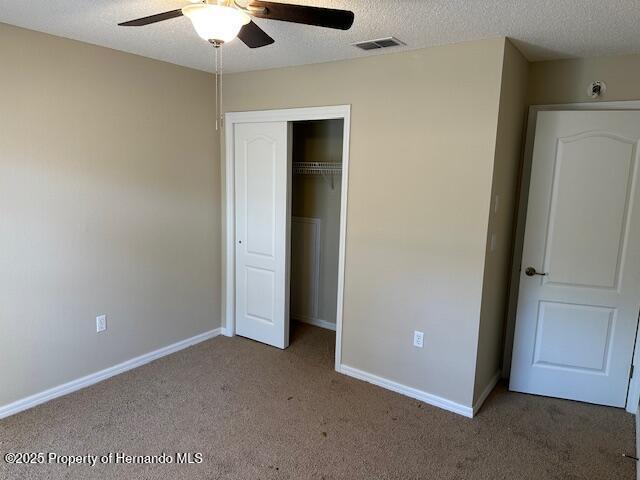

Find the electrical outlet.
[
  {"left": 413, "top": 330, "right": 424, "bottom": 348},
  {"left": 96, "top": 314, "right": 107, "bottom": 333}
]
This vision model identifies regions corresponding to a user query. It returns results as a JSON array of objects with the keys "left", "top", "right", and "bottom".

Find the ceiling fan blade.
[
  {"left": 247, "top": 1, "right": 354, "bottom": 30},
  {"left": 118, "top": 9, "right": 183, "bottom": 27},
  {"left": 238, "top": 21, "right": 275, "bottom": 48}
]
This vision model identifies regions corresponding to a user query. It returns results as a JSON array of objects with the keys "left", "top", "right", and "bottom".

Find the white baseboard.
[
  {"left": 338, "top": 364, "right": 473, "bottom": 418},
  {"left": 472, "top": 370, "right": 501, "bottom": 416},
  {"left": 0, "top": 328, "right": 223, "bottom": 420},
  {"left": 293, "top": 315, "right": 337, "bottom": 331}
]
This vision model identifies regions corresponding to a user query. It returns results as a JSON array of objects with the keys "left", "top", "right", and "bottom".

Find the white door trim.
[
  {"left": 503, "top": 100, "right": 640, "bottom": 414},
  {"left": 223, "top": 105, "right": 351, "bottom": 370}
]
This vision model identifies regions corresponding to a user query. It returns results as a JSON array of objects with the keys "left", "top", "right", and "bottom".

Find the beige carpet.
[{"left": 0, "top": 323, "right": 635, "bottom": 479}]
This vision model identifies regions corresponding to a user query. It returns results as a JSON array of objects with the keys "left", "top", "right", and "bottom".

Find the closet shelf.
[{"left": 293, "top": 162, "right": 342, "bottom": 176}]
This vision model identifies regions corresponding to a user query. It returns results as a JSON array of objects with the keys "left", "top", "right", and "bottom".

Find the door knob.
[{"left": 525, "top": 267, "right": 547, "bottom": 277}]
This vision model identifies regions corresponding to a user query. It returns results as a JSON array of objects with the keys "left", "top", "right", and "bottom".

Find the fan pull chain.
[
  {"left": 219, "top": 46, "right": 223, "bottom": 129},
  {"left": 213, "top": 44, "right": 224, "bottom": 131},
  {"left": 214, "top": 46, "right": 220, "bottom": 131}
]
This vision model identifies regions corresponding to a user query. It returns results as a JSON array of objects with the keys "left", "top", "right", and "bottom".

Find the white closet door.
[
  {"left": 235, "top": 122, "right": 291, "bottom": 349},
  {"left": 510, "top": 110, "right": 640, "bottom": 407}
]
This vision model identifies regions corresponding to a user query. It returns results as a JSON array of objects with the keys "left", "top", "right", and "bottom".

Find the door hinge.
[{"left": 630, "top": 365, "right": 635, "bottom": 379}]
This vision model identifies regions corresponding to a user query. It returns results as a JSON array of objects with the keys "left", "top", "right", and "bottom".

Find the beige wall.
[
  {"left": 474, "top": 40, "right": 529, "bottom": 402},
  {"left": 291, "top": 120, "right": 343, "bottom": 324},
  {"left": 529, "top": 53, "right": 640, "bottom": 105},
  {"left": 222, "top": 38, "right": 508, "bottom": 407},
  {"left": 0, "top": 24, "right": 220, "bottom": 407}
]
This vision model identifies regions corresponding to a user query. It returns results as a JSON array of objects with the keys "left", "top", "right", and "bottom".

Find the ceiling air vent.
[{"left": 353, "top": 37, "right": 406, "bottom": 51}]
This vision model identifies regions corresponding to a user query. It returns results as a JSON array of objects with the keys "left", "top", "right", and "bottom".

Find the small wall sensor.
[{"left": 588, "top": 81, "right": 606, "bottom": 99}]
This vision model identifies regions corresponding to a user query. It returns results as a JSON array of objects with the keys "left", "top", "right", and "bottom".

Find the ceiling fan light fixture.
[{"left": 182, "top": 4, "right": 250, "bottom": 43}]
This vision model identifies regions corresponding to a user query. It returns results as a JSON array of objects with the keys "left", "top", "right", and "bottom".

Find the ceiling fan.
[{"left": 119, "top": 0, "right": 355, "bottom": 48}]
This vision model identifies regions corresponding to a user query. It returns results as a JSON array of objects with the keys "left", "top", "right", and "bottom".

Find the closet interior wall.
[{"left": 290, "top": 120, "right": 344, "bottom": 330}]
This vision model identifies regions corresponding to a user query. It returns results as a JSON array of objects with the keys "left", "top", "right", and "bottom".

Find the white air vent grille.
[{"left": 353, "top": 37, "right": 406, "bottom": 51}]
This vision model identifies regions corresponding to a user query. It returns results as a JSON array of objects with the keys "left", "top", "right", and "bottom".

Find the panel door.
[
  {"left": 235, "top": 122, "right": 290, "bottom": 349},
  {"left": 510, "top": 111, "right": 640, "bottom": 407}
]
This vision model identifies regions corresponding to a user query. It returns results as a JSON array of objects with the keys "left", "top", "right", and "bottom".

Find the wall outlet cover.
[
  {"left": 96, "top": 314, "right": 107, "bottom": 333},
  {"left": 413, "top": 330, "right": 424, "bottom": 348}
]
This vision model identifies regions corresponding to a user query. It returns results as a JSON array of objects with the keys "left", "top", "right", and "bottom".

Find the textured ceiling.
[{"left": 1, "top": 0, "right": 640, "bottom": 73}]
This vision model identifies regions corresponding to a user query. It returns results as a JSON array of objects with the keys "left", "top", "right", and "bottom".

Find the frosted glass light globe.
[{"left": 182, "top": 4, "right": 250, "bottom": 43}]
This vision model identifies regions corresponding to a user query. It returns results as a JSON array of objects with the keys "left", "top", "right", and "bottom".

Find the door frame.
[
  {"left": 503, "top": 100, "right": 640, "bottom": 413},
  {"left": 222, "top": 105, "right": 351, "bottom": 370}
]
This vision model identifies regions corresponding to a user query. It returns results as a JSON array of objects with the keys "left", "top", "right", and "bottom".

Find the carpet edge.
[{"left": 338, "top": 363, "right": 474, "bottom": 418}]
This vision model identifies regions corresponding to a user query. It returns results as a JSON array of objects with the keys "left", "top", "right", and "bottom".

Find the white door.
[
  {"left": 234, "top": 122, "right": 291, "bottom": 349},
  {"left": 510, "top": 111, "right": 640, "bottom": 407}
]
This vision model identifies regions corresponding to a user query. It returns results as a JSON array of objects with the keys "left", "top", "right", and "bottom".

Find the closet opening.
[
  {"left": 289, "top": 119, "right": 344, "bottom": 354},
  {"left": 224, "top": 105, "right": 351, "bottom": 368}
]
